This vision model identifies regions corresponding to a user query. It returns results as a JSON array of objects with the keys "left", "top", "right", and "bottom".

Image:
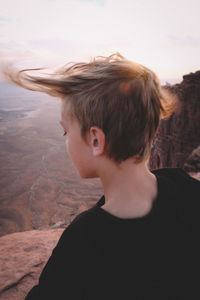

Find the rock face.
[
  {"left": 183, "top": 145, "right": 200, "bottom": 173},
  {"left": 0, "top": 228, "right": 64, "bottom": 300},
  {"left": 149, "top": 70, "right": 200, "bottom": 171}
]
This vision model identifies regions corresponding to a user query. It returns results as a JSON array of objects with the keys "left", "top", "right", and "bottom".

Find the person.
[{"left": 5, "top": 53, "right": 200, "bottom": 299}]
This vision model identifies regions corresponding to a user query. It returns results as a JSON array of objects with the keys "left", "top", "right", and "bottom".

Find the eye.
[{"left": 63, "top": 131, "right": 67, "bottom": 136}]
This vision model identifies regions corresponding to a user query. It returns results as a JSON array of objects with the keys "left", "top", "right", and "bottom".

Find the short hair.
[{"left": 4, "top": 53, "right": 177, "bottom": 163}]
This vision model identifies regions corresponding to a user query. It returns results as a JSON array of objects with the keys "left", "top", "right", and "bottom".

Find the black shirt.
[{"left": 25, "top": 168, "right": 200, "bottom": 299}]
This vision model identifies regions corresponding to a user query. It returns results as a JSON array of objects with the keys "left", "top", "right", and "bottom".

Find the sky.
[{"left": 0, "top": 0, "right": 200, "bottom": 83}]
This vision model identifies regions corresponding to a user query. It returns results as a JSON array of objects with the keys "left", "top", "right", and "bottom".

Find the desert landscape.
[
  {"left": 0, "top": 83, "right": 103, "bottom": 237},
  {"left": 0, "top": 71, "right": 199, "bottom": 299}
]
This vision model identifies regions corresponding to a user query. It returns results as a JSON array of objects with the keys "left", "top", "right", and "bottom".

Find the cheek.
[
  {"left": 65, "top": 139, "right": 96, "bottom": 178},
  {"left": 65, "top": 137, "right": 79, "bottom": 166},
  {"left": 65, "top": 138, "right": 69, "bottom": 151},
  {"left": 65, "top": 138, "right": 73, "bottom": 159}
]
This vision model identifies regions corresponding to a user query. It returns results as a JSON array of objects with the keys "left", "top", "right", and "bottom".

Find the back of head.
[{"left": 4, "top": 53, "right": 177, "bottom": 164}]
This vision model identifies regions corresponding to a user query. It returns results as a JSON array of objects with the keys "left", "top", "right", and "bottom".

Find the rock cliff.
[
  {"left": 149, "top": 70, "right": 200, "bottom": 171},
  {"left": 183, "top": 145, "right": 200, "bottom": 173}
]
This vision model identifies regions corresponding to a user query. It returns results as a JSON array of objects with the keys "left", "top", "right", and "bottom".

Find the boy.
[{"left": 6, "top": 53, "right": 200, "bottom": 299}]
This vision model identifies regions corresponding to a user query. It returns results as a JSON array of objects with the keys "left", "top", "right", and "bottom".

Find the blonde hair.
[{"left": 4, "top": 53, "right": 177, "bottom": 163}]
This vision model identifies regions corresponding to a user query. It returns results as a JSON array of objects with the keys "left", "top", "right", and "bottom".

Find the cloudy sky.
[{"left": 0, "top": 0, "right": 200, "bottom": 83}]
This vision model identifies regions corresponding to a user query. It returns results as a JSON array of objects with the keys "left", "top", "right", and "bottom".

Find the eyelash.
[{"left": 63, "top": 131, "right": 67, "bottom": 136}]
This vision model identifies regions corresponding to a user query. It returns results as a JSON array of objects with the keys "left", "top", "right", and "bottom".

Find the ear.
[{"left": 89, "top": 126, "right": 105, "bottom": 157}]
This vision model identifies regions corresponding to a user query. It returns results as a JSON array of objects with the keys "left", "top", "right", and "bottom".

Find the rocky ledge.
[{"left": 0, "top": 228, "right": 64, "bottom": 300}]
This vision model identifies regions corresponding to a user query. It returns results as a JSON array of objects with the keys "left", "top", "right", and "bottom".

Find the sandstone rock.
[
  {"left": 149, "top": 70, "right": 200, "bottom": 171},
  {"left": 0, "top": 228, "right": 64, "bottom": 300},
  {"left": 183, "top": 145, "right": 200, "bottom": 173}
]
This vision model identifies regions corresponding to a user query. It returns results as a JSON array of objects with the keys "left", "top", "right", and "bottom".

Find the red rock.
[
  {"left": 183, "top": 145, "right": 200, "bottom": 173},
  {"left": 0, "top": 228, "right": 64, "bottom": 300},
  {"left": 149, "top": 70, "right": 200, "bottom": 171}
]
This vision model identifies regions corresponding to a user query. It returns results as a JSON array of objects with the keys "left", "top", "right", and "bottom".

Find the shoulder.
[
  {"left": 152, "top": 167, "right": 189, "bottom": 178},
  {"left": 151, "top": 167, "right": 200, "bottom": 187},
  {"left": 55, "top": 205, "right": 99, "bottom": 250},
  {"left": 151, "top": 168, "right": 200, "bottom": 210},
  {"left": 26, "top": 209, "right": 98, "bottom": 298}
]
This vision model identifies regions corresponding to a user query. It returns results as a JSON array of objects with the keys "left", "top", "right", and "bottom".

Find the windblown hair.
[{"left": 4, "top": 53, "right": 177, "bottom": 163}]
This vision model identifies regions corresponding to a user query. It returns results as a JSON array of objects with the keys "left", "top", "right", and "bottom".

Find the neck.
[{"left": 99, "top": 158, "right": 158, "bottom": 218}]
